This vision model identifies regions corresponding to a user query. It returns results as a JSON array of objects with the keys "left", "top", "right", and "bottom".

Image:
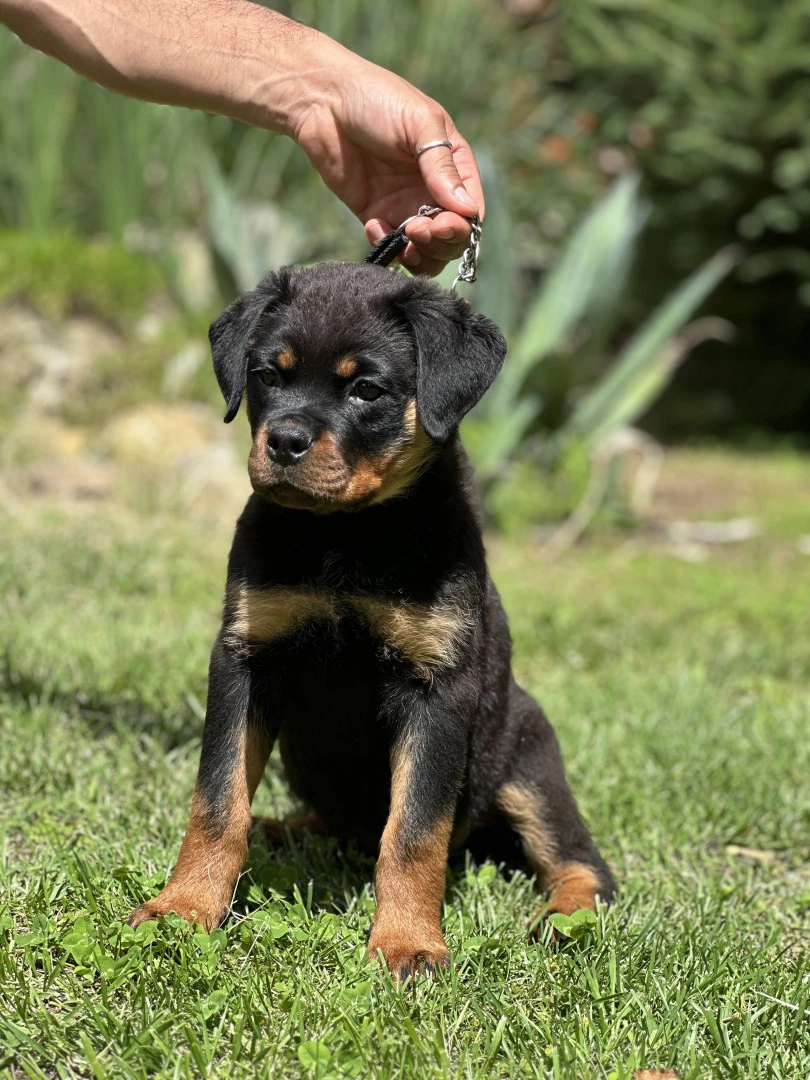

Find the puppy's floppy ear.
[
  {"left": 209, "top": 268, "right": 292, "bottom": 422},
  {"left": 397, "top": 284, "right": 507, "bottom": 443}
]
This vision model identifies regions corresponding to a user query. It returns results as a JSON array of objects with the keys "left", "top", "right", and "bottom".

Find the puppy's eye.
[
  {"left": 258, "top": 368, "right": 281, "bottom": 389},
  {"left": 351, "top": 380, "right": 383, "bottom": 402}
]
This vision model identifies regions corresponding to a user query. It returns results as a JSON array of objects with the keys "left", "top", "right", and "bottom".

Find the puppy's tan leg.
[
  {"left": 495, "top": 783, "right": 604, "bottom": 920},
  {"left": 130, "top": 725, "right": 270, "bottom": 930},
  {"left": 368, "top": 738, "right": 452, "bottom": 981},
  {"left": 129, "top": 637, "right": 273, "bottom": 931},
  {"left": 492, "top": 686, "right": 615, "bottom": 936}
]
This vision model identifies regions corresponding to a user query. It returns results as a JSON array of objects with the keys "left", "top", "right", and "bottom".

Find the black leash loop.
[
  {"left": 365, "top": 205, "right": 443, "bottom": 269},
  {"left": 364, "top": 229, "right": 410, "bottom": 268}
]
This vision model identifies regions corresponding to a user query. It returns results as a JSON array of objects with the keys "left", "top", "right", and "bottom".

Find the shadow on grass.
[
  {"left": 233, "top": 823, "right": 535, "bottom": 923},
  {"left": 1, "top": 652, "right": 202, "bottom": 748}
]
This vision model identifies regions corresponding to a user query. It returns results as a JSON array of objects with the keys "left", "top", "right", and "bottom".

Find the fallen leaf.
[{"left": 725, "top": 845, "right": 778, "bottom": 864}]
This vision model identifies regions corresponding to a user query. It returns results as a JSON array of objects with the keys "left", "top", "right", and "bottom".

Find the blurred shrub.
[
  {"left": 0, "top": 231, "right": 161, "bottom": 319},
  {"left": 555, "top": 1, "right": 810, "bottom": 300},
  {"left": 1, "top": 0, "right": 808, "bottom": 434},
  {"left": 464, "top": 174, "right": 735, "bottom": 526}
]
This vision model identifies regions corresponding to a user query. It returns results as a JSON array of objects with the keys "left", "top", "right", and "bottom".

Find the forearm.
[{"left": 0, "top": 0, "right": 345, "bottom": 135}]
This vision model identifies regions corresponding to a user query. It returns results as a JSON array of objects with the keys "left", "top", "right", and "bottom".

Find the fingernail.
[
  {"left": 437, "top": 227, "right": 456, "bottom": 241},
  {"left": 454, "top": 186, "right": 477, "bottom": 212},
  {"left": 403, "top": 247, "right": 422, "bottom": 268}
]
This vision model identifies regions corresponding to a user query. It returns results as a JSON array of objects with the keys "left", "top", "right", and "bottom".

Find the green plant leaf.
[
  {"left": 565, "top": 246, "right": 738, "bottom": 447},
  {"left": 488, "top": 173, "right": 645, "bottom": 415},
  {"left": 298, "top": 1040, "right": 332, "bottom": 1073}
]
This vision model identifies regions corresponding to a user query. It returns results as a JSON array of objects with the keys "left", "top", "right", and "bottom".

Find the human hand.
[{"left": 291, "top": 47, "right": 484, "bottom": 276}]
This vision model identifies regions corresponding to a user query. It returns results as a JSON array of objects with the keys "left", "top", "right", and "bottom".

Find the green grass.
[{"left": 1, "top": 464, "right": 809, "bottom": 1079}]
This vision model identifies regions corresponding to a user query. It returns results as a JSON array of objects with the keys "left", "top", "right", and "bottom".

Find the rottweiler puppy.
[{"left": 129, "top": 262, "right": 615, "bottom": 978}]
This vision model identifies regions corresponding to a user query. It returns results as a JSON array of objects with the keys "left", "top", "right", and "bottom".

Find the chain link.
[
  {"left": 397, "top": 205, "right": 481, "bottom": 291},
  {"left": 451, "top": 214, "right": 481, "bottom": 289}
]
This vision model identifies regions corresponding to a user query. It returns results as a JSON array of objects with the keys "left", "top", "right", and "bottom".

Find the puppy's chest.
[{"left": 225, "top": 579, "right": 472, "bottom": 680}]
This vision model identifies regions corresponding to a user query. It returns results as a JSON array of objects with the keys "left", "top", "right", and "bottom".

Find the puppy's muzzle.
[{"left": 266, "top": 418, "right": 315, "bottom": 467}]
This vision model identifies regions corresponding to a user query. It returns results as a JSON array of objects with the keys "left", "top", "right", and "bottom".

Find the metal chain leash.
[
  {"left": 451, "top": 213, "right": 481, "bottom": 289},
  {"left": 365, "top": 204, "right": 481, "bottom": 291}
]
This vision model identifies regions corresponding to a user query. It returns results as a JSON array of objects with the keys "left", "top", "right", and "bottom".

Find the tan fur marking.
[
  {"left": 368, "top": 400, "right": 437, "bottom": 505},
  {"left": 276, "top": 349, "right": 295, "bottom": 370},
  {"left": 227, "top": 585, "right": 338, "bottom": 650},
  {"left": 545, "top": 862, "right": 602, "bottom": 916},
  {"left": 129, "top": 728, "right": 269, "bottom": 930},
  {"left": 227, "top": 587, "right": 469, "bottom": 673},
  {"left": 495, "top": 783, "right": 558, "bottom": 875},
  {"left": 350, "top": 594, "right": 471, "bottom": 679},
  {"left": 339, "top": 399, "right": 436, "bottom": 506},
  {"left": 248, "top": 401, "right": 436, "bottom": 511},
  {"left": 496, "top": 783, "right": 601, "bottom": 919},
  {"left": 334, "top": 356, "right": 359, "bottom": 378},
  {"left": 303, "top": 431, "right": 351, "bottom": 493},
  {"left": 369, "top": 738, "right": 452, "bottom": 976}
]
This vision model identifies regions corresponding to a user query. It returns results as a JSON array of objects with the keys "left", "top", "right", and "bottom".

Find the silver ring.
[{"left": 415, "top": 139, "right": 453, "bottom": 158}]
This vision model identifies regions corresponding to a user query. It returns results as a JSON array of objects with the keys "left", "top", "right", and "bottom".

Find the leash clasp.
[{"left": 394, "top": 204, "right": 444, "bottom": 235}]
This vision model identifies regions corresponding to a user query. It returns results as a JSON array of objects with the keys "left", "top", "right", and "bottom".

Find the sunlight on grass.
[{"left": 1, "top": 457, "right": 808, "bottom": 1078}]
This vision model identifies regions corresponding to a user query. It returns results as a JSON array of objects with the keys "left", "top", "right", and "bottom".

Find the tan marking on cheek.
[
  {"left": 341, "top": 456, "right": 389, "bottom": 502},
  {"left": 349, "top": 595, "right": 472, "bottom": 679},
  {"left": 369, "top": 737, "right": 452, "bottom": 971},
  {"left": 276, "top": 349, "right": 295, "bottom": 371},
  {"left": 226, "top": 585, "right": 338, "bottom": 651},
  {"left": 495, "top": 783, "right": 603, "bottom": 917},
  {"left": 248, "top": 424, "right": 277, "bottom": 491},
  {"left": 335, "top": 356, "right": 359, "bottom": 378},
  {"left": 370, "top": 399, "right": 437, "bottom": 504},
  {"left": 337, "top": 400, "right": 437, "bottom": 507}
]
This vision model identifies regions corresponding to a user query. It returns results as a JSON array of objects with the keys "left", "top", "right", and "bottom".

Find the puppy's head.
[{"left": 209, "top": 263, "right": 506, "bottom": 512}]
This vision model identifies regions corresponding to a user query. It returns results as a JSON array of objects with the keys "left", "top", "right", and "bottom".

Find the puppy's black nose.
[{"left": 266, "top": 423, "right": 314, "bottom": 466}]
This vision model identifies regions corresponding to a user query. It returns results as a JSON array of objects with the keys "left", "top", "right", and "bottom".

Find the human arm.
[{"left": 0, "top": 0, "right": 482, "bottom": 273}]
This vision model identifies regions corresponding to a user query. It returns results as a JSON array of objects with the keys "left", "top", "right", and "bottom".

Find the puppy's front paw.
[
  {"left": 368, "top": 931, "right": 450, "bottom": 982},
  {"left": 128, "top": 887, "right": 229, "bottom": 932}
]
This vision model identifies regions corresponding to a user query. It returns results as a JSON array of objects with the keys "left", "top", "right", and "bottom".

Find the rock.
[
  {"left": 97, "top": 402, "right": 231, "bottom": 467},
  {"left": 95, "top": 401, "right": 249, "bottom": 519},
  {"left": 23, "top": 457, "right": 116, "bottom": 501},
  {"left": 171, "top": 230, "right": 219, "bottom": 312},
  {"left": 12, "top": 417, "right": 89, "bottom": 462},
  {"left": 0, "top": 303, "right": 119, "bottom": 413},
  {"left": 62, "top": 316, "right": 120, "bottom": 366},
  {"left": 162, "top": 342, "right": 206, "bottom": 397}
]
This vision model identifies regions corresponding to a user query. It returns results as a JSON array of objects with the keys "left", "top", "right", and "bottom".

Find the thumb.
[{"left": 414, "top": 120, "right": 480, "bottom": 219}]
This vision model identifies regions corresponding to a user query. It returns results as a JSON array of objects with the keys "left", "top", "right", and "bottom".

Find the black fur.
[{"left": 394, "top": 282, "right": 507, "bottom": 442}]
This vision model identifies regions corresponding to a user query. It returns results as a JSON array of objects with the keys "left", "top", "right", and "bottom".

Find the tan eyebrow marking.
[
  {"left": 334, "top": 356, "right": 359, "bottom": 378},
  {"left": 276, "top": 350, "right": 295, "bottom": 371}
]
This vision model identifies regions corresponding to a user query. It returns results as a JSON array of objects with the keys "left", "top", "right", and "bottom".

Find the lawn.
[{"left": 1, "top": 451, "right": 808, "bottom": 1079}]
